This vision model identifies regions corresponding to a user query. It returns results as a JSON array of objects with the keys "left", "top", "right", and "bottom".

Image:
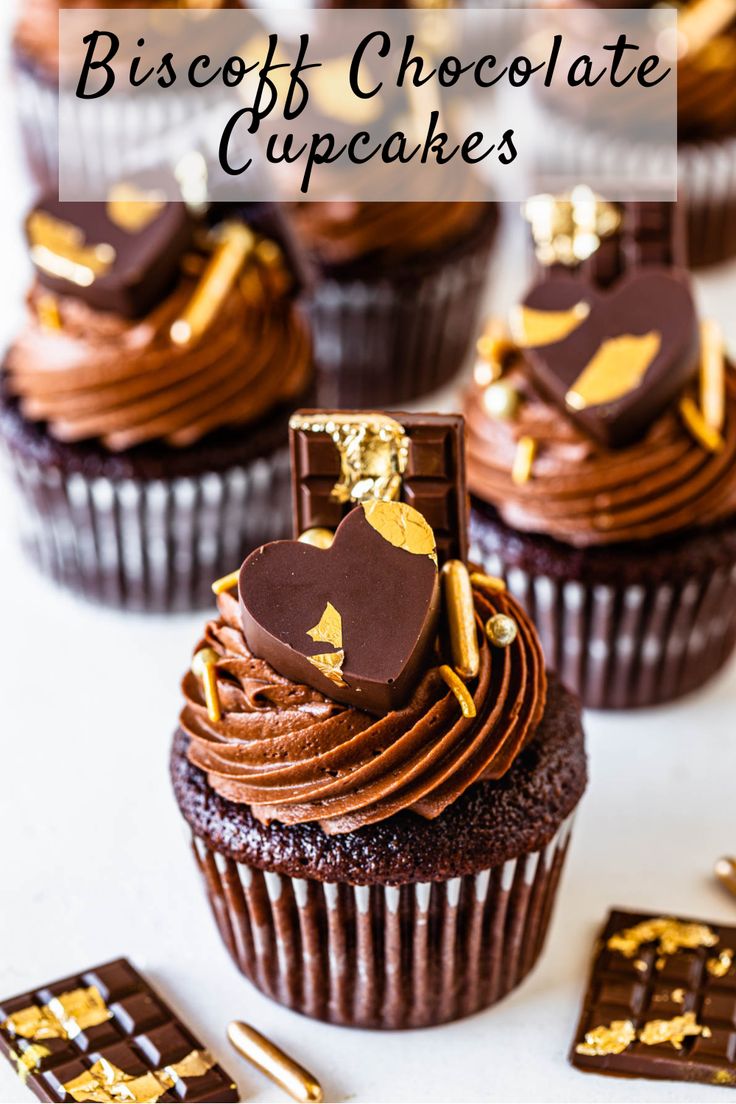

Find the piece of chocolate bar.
[
  {"left": 0, "top": 958, "right": 238, "bottom": 1102},
  {"left": 289, "top": 411, "right": 469, "bottom": 565},
  {"left": 570, "top": 908, "right": 736, "bottom": 1089},
  {"left": 26, "top": 192, "right": 193, "bottom": 318}
]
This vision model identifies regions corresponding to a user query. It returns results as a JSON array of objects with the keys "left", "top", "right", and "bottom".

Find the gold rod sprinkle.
[
  {"left": 469, "top": 571, "right": 506, "bottom": 593},
  {"left": 36, "top": 294, "right": 62, "bottom": 331},
  {"left": 678, "top": 0, "right": 736, "bottom": 57},
  {"left": 170, "top": 222, "right": 255, "bottom": 347},
  {"left": 227, "top": 1021, "right": 323, "bottom": 1104},
  {"left": 679, "top": 395, "right": 725, "bottom": 453},
  {"left": 438, "top": 665, "right": 476, "bottom": 718},
  {"left": 441, "top": 560, "right": 480, "bottom": 679},
  {"left": 211, "top": 570, "right": 240, "bottom": 595},
  {"left": 715, "top": 856, "right": 736, "bottom": 898},
  {"left": 192, "top": 648, "right": 221, "bottom": 723},
  {"left": 700, "top": 318, "right": 726, "bottom": 432},
  {"left": 512, "top": 436, "right": 537, "bottom": 484}
]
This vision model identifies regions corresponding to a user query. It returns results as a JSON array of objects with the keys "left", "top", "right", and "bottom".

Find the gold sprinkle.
[
  {"left": 482, "top": 381, "right": 521, "bottom": 420},
  {"left": 228, "top": 1021, "right": 323, "bottom": 1104},
  {"left": 700, "top": 318, "right": 726, "bottom": 432},
  {"left": 714, "top": 1069, "right": 736, "bottom": 1086},
  {"left": 306, "top": 650, "right": 346, "bottom": 687},
  {"left": 211, "top": 569, "right": 240, "bottom": 595},
  {"left": 362, "top": 500, "right": 438, "bottom": 566},
  {"left": 12, "top": 1044, "right": 50, "bottom": 1083},
  {"left": 438, "top": 664, "right": 476, "bottom": 718},
  {"left": 307, "top": 602, "right": 343, "bottom": 651},
  {"left": 522, "top": 187, "right": 622, "bottom": 267},
  {"left": 575, "top": 1019, "right": 636, "bottom": 1057},
  {"left": 28, "top": 211, "right": 116, "bottom": 288},
  {"left": 633, "top": 958, "right": 648, "bottom": 973},
  {"left": 441, "top": 560, "right": 480, "bottom": 679},
  {"left": 192, "top": 647, "right": 222, "bottom": 723},
  {"left": 485, "top": 614, "right": 518, "bottom": 648},
  {"left": 512, "top": 436, "right": 537, "bottom": 485},
  {"left": 679, "top": 395, "right": 726, "bottom": 452},
  {"left": 171, "top": 221, "right": 255, "bottom": 347},
  {"left": 608, "top": 916, "right": 718, "bottom": 958},
  {"left": 566, "top": 332, "right": 661, "bottom": 410},
  {"left": 671, "top": 988, "right": 685, "bottom": 1003},
  {"left": 638, "top": 1011, "right": 707, "bottom": 1050},
  {"left": 290, "top": 412, "right": 409, "bottom": 508},
  {"left": 511, "top": 301, "right": 590, "bottom": 347},
  {"left": 707, "top": 948, "right": 734, "bottom": 978},
  {"left": 715, "top": 856, "right": 736, "bottom": 898},
  {"left": 36, "top": 294, "right": 62, "bottom": 331},
  {"left": 3, "top": 1004, "right": 64, "bottom": 1041},
  {"left": 298, "top": 528, "right": 334, "bottom": 550},
  {"left": 656, "top": 956, "right": 666, "bottom": 971},
  {"left": 469, "top": 572, "right": 506, "bottom": 593},
  {"left": 106, "top": 182, "right": 165, "bottom": 232},
  {"left": 4, "top": 987, "right": 111, "bottom": 1043},
  {"left": 162, "top": 1049, "right": 216, "bottom": 1082}
]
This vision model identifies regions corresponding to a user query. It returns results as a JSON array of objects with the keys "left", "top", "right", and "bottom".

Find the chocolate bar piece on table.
[
  {"left": 0, "top": 958, "right": 238, "bottom": 1102},
  {"left": 289, "top": 410, "right": 469, "bottom": 565},
  {"left": 571, "top": 908, "right": 736, "bottom": 1089}
]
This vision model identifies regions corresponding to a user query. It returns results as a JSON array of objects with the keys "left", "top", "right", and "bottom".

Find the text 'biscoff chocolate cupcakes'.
[
  {"left": 0, "top": 196, "right": 312, "bottom": 611},
  {"left": 170, "top": 409, "right": 587, "bottom": 1030},
  {"left": 292, "top": 201, "right": 498, "bottom": 408},
  {"left": 465, "top": 220, "right": 736, "bottom": 709}
]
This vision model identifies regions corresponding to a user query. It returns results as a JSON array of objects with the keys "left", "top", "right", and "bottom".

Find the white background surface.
[{"left": 1, "top": 5, "right": 736, "bottom": 1102}]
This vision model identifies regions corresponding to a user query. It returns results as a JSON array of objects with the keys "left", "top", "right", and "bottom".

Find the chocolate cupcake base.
[
  {"left": 680, "top": 136, "right": 736, "bottom": 268},
  {"left": 171, "top": 676, "right": 586, "bottom": 1029},
  {"left": 308, "top": 205, "right": 498, "bottom": 409},
  {"left": 471, "top": 499, "right": 736, "bottom": 710},
  {"left": 0, "top": 393, "right": 296, "bottom": 611}
]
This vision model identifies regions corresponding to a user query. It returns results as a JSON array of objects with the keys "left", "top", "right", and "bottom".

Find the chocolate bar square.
[
  {"left": 289, "top": 410, "right": 469, "bottom": 565},
  {"left": 571, "top": 908, "right": 736, "bottom": 1089},
  {"left": 0, "top": 958, "right": 238, "bottom": 1103}
]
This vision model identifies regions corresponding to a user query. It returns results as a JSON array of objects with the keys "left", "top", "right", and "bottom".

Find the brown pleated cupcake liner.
[
  {"left": 188, "top": 814, "right": 575, "bottom": 1030},
  {"left": 0, "top": 442, "right": 291, "bottom": 611},
  {"left": 470, "top": 532, "right": 736, "bottom": 710},
  {"left": 309, "top": 234, "right": 494, "bottom": 409}
]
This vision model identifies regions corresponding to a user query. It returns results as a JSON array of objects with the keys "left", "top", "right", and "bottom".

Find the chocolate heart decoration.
[
  {"left": 513, "top": 269, "right": 699, "bottom": 447},
  {"left": 239, "top": 500, "right": 440, "bottom": 715}
]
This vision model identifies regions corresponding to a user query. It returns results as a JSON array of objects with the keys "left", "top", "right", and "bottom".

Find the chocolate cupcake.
[
  {"left": 0, "top": 197, "right": 311, "bottom": 611},
  {"left": 170, "top": 409, "right": 587, "bottom": 1029},
  {"left": 465, "top": 257, "right": 736, "bottom": 708},
  {"left": 292, "top": 202, "right": 498, "bottom": 408},
  {"left": 12, "top": 0, "right": 243, "bottom": 192}
]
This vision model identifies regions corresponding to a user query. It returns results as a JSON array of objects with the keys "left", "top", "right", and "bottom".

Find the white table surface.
[{"left": 1, "top": 5, "right": 736, "bottom": 1102}]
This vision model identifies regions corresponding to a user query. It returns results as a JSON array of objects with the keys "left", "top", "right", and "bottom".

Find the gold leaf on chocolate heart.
[
  {"left": 511, "top": 301, "right": 590, "bottom": 348},
  {"left": 306, "top": 650, "right": 346, "bottom": 687},
  {"left": 307, "top": 602, "right": 343, "bottom": 650},
  {"left": 565, "top": 331, "right": 662, "bottom": 411},
  {"left": 106, "top": 183, "right": 166, "bottom": 233},
  {"left": 362, "top": 500, "right": 438, "bottom": 565},
  {"left": 27, "top": 212, "right": 116, "bottom": 289}
]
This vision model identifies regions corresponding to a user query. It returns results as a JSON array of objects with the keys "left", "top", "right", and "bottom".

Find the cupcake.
[
  {"left": 0, "top": 196, "right": 311, "bottom": 610},
  {"left": 292, "top": 201, "right": 498, "bottom": 408},
  {"left": 170, "top": 409, "right": 587, "bottom": 1029},
  {"left": 12, "top": 0, "right": 243, "bottom": 192},
  {"left": 465, "top": 256, "right": 736, "bottom": 708}
]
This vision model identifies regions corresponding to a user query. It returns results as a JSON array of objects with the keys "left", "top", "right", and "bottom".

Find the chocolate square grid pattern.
[
  {"left": 0, "top": 958, "right": 238, "bottom": 1103},
  {"left": 289, "top": 411, "right": 469, "bottom": 565},
  {"left": 570, "top": 909, "right": 736, "bottom": 1089}
]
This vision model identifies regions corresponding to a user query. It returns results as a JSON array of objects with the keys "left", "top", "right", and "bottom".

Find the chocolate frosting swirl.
[
  {"left": 180, "top": 585, "right": 547, "bottom": 835},
  {"left": 6, "top": 269, "right": 310, "bottom": 451},
  {"left": 292, "top": 201, "right": 486, "bottom": 267},
  {"left": 465, "top": 357, "right": 736, "bottom": 547}
]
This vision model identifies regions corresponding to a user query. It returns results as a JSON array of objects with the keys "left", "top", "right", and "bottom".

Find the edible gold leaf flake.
[
  {"left": 362, "top": 500, "right": 437, "bottom": 565},
  {"left": 307, "top": 650, "right": 346, "bottom": 687},
  {"left": 290, "top": 413, "right": 409, "bottom": 507},
  {"left": 714, "top": 1070, "right": 736, "bottom": 1085},
  {"left": 522, "top": 188, "right": 622, "bottom": 267},
  {"left": 607, "top": 917, "right": 718, "bottom": 958},
  {"left": 566, "top": 332, "right": 661, "bottom": 410},
  {"left": 48, "top": 986, "right": 112, "bottom": 1040},
  {"left": 62, "top": 1049, "right": 214, "bottom": 1103},
  {"left": 106, "top": 183, "right": 165, "bottom": 232},
  {"left": 638, "top": 1011, "right": 707, "bottom": 1050},
  {"left": 575, "top": 1019, "right": 636, "bottom": 1057},
  {"left": 27, "top": 212, "right": 116, "bottom": 289},
  {"left": 161, "top": 1049, "right": 215, "bottom": 1081},
  {"left": 707, "top": 948, "right": 734, "bottom": 977},
  {"left": 3, "top": 1004, "right": 64, "bottom": 1041},
  {"left": 510, "top": 301, "right": 590, "bottom": 347},
  {"left": 11, "top": 1044, "right": 50, "bottom": 1083},
  {"left": 307, "top": 602, "right": 343, "bottom": 650}
]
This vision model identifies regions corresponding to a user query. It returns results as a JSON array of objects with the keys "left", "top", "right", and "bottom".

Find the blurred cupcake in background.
[
  {"left": 0, "top": 193, "right": 311, "bottom": 610},
  {"left": 293, "top": 200, "right": 498, "bottom": 408},
  {"left": 465, "top": 198, "right": 736, "bottom": 708}
]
